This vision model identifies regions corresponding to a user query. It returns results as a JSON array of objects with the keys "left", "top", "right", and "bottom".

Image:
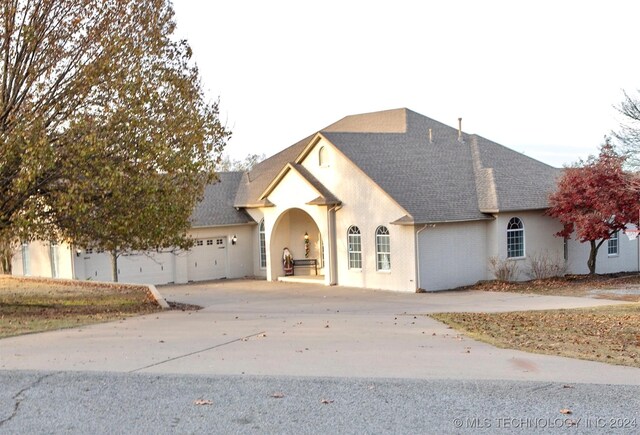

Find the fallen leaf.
[
  {"left": 259, "top": 333, "right": 267, "bottom": 338},
  {"left": 562, "top": 385, "right": 574, "bottom": 389},
  {"left": 194, "top": 399, "right": 213, "bottom": 406},
  {"left": 560, "top": 409, "right": 572, "bottom": 415},
  {"left": 321, "top": 399, "right": 334, "bottom": 404},
  {"left": 271, "top": 392, "right": 285, "bottom": 399}
]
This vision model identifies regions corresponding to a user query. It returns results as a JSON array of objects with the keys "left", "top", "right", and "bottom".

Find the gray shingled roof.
[
  {"left": 227, "top": 108, "right": 560, "bottom": 225},
  {"left": 320, "top": 109, "right": 560, "bottom": 223},
  {"left": 234, "top": 135, "right": 313, "bottom": 208},
  {"left": 190, "top": 172, "right": 255, "bottom": 227}
]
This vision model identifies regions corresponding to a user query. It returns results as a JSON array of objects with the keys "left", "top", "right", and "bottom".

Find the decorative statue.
[{"left": 283, "top": 247, "right": 294, "bottom": 276}]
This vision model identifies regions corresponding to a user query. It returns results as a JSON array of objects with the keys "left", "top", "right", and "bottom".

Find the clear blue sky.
[{"left": 172, "top": 0, "right": 640, "bottom": 167}]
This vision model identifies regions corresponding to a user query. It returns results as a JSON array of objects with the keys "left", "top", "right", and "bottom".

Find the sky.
[{"left": 171, "top": 1, "right": 640, "bottom": 168}]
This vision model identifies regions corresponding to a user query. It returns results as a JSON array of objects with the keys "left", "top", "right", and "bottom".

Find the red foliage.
[{"left": 546, "top": 143, "right": 640, "bottom": 242}]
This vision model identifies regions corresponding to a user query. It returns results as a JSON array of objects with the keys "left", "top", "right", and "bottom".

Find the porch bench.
[{"left": 293, "top": 258, "right": 318, "bottom": 275}]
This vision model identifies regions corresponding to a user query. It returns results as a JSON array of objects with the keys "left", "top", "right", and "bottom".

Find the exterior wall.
[
  {"left": 418, "top": 221, "right": 488, "bottom": 291},
  {"left": 297, "top": 137, "right": 417, "bottom": 292},
  {"left": 187, "top": 225, "right": 255, "bottom": 281},
  {"left": 488, "top": 210, "right": 564, "bottom": 281},
  {"left": 14, "top": 225, "right": 254, "bottom": 285},
  {"left": 12, "top": 241, "right": 74, "bottom": 279},
  {"left": 245, "top": 209, "right": 267, "bottom": 278},
  {"left": 566, "top": 230, "right": 639, "bottom": 275}
]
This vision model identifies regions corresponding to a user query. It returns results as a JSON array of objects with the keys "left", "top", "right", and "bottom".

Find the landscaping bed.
[{"left": 464, "top": 272, "right": 640, "bottom": 302}]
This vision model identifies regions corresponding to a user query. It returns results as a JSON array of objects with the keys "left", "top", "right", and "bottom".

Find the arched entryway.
[{"left": 269, "top": 208, "right": 324, "bottom": 281}]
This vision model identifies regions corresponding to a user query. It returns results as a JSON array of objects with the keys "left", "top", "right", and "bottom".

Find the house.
[{"left": 11, "top": 108, "right": 639, "bottom": 290}]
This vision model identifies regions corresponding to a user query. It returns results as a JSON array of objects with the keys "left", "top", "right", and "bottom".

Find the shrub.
[
  {"left": 488, "top": 256, "right": 520, "bottom": 281},
  {"left": 526, "top": 251, "right": 568, "bottom": 280}
]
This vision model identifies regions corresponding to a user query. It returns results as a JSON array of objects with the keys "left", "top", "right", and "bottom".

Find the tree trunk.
[
  {"left": 111, "top": 250, "right": 119, "bottom": 282},
  {"left": 587, "top": 240, "right": 599, "bottom": 275}
]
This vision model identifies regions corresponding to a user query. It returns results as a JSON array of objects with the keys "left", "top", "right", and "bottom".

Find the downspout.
[{"left": 415, "top": 224, "right": 429, "bottom": 292}]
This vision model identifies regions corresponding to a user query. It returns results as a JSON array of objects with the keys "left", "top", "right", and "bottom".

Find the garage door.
[
  {"left": 187, "top": 238, "right": 227, "bottom": 282},
  {"left": 118, "top": 251, "right": 175, "bottom": 285}
]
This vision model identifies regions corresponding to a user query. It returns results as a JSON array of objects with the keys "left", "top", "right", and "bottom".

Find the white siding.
[
  {"left": 566, "top": 231, "right": 639, "bottom": 275},
  {"left": 418, "top": 221, "right": 488, "bottom": 291},
  {"left": 488, "top": 211, "right": 564, "bottom": 281},
  {"left": 12, "top": 241, "right": 74, "bottom": 279},
  {"left": 299, "top": 137, "right": 417, "bottom": 292}
]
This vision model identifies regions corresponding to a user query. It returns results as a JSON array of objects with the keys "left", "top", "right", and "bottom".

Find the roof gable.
[
  {"left": 260, "top": 163, "right": 341, "bottom": 206},
  {"left": 234, "top": 108, "right": 560, "bottom": 223}
]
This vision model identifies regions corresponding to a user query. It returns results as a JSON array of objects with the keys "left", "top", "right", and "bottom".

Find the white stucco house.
[{"left": 11, "top": 108, "right": 639, "bottom": 291}]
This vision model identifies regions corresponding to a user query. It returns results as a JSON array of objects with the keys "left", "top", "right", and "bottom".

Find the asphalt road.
[{"left": 1, "top": 371, "right": 639, "bottom": 434}]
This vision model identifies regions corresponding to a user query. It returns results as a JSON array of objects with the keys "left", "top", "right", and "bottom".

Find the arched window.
[
  {"left": 347, "top": 226, "right": 362, "bottom": 269},
  {"left": 506, "top": 217, "right": 525, "bottom": 258},
  {"left": 375, "top": 226, "right": 391, "bottom": 271},
  {"left": 259, "top": 219, "right": 267, "bottom": 268},
  {"left": 318, "top": 146, "right": 327, "bottom": 167}
]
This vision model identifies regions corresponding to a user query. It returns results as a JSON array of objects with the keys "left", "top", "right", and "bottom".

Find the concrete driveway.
[{"left": 1, "top": 279, "right": 638, "bottom": 385}]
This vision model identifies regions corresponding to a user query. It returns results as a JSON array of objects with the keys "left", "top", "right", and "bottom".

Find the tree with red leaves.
[{"left": 547, "top": 142, "right": 640, "bottom": 274}]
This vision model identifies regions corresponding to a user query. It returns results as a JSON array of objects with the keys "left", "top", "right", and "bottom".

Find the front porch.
[{"left": 277, "top": 275, "right": 326, "bottom": 284}]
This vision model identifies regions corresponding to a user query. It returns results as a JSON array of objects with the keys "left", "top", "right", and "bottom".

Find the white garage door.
[
  {"left": 187, "top": 238, "right": 227, "bottom": 282},
  {"left": 118, "top": 251, "right": 175, "bottom": 285}
]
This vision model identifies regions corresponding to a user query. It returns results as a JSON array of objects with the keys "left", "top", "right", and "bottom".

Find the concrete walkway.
[{"left": 1, "top": 279, "right": 638, "bottom": 385}]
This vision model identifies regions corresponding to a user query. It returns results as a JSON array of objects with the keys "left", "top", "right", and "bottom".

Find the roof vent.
[
  {"left": 428, "top": 128, "right": 433, "bottom": 144},
  {"left": 457, "top": 118, "right": 464, "bottom": 143}
]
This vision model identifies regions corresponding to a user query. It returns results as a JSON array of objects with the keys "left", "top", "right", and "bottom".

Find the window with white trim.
[
  {"left": 259, "top": 219, "right": 267, "bottom": 268},
  {"left": 506, "top": 217, "right": 525, "bottom": 258},
  {"left": 50, "top": 242, "right": 59, "bottom": 278},
  {"left": 347, "top": 226, "right": 362, "bottom": 269},
  {"left": 21, "top": 242, "right": 30, "bottom": 276},
  {"left": 608, "top": 231, "right": 619, "bottom": 256},
  {"left": 375, "top": 226, "right": 391, "bottom": 271}
]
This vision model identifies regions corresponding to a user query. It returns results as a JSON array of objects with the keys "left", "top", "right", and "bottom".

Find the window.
[
  {"left": 85, "top": 248, "right": 93, "bottom": 254},
  {"left": 196, "top": 240, "right": 203, "bottom": 246},
  {"left": 216, "top": 238, "right": 224, "bottom": 245},
  {"left": 206, "top": 239, "right": 213, "bottom": 246},
  {"left": 376, "top": 226, "right": 391, "bottom": 271},
  {"left": 319, "top": 146, "right": 327, "bottom": 167},
  {"left": 259, "top": 219, "right": 267, "bottom": 269},
  {"left": 348, "top": 226, "right": 362, "bottom": 269},
  {"left": 506, "top": 217, "right": 525, "bottom": 258},
  {"left": 50, "top": 242, "right": 59, "bottom": 278},
  {"left": 608, "top": 231, "right": 619, "bottom": 256},
  {"left": 21, "top": 242, "right": 30, "bottom": 276}
]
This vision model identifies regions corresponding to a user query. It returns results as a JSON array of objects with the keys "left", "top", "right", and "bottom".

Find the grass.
[
  {"left": 0, "top": 275, "right": 162, "bottom": 338},
  {"left": 430, "top": 305, "right": 640, "bottom": 368},
  {"left": 431, "top": 273, "right": 640, "bottom": 368}
]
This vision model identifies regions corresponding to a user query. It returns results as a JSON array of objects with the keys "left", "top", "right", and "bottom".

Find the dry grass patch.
[
  {"left": 0, "top": 276, "right": 162, "bottom": 338},
  {"left": 430, "top": 304, "right": 640, "bottom": 368}
]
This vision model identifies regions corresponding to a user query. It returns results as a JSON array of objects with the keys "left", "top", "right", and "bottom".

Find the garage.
[
  {"left": 187, "top": 237, "right": 227, "bottom": 281},
  {"left": 117, "top": 251, "right": 175, "bottom": 285},
  {"left": 79, "top": 249, "right": 176, "bottom": 285}
]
